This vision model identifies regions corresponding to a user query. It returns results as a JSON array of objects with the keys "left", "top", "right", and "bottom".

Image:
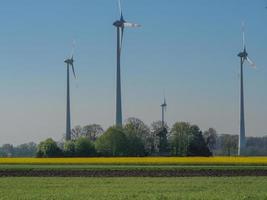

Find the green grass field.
[{"left": 0, "top": 177, "right": 266, "bottom": 200}]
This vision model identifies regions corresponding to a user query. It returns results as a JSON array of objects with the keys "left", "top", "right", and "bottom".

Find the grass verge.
[{"left": 0, "top": 177, "right": 267, "bottom": 200}]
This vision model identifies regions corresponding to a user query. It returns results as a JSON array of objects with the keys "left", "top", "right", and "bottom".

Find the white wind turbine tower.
[
  {"left": 237, "top": 23, "right": 256, "bottom": 156},
  {"left": 113, "top": 0, "right": 141, "bottom": 127},
  {"left": 64, "top": 44, "right": 77, "bottom": 141}
]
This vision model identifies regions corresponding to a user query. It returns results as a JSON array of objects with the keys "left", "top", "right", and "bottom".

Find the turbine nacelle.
[
  {"left": 64, "top": 55, "right": 76, "bottom": 79},
  {"left": 161, "top": 103, "right": 167, "bottom": 108},
  {"left": 238, "top": 49, "right": 248, "bottom": 59},
  {"left": 161, "top": 98, "right": 167, "bottom": 111},
  {"left": 64, "top": 57, "right": 74, "bottom": 66},
  {"left": 113, "top": 20, "right": 125, "bottom": 27},
  {"left": 113, "top": 19, "right": 141, "bottom": 28}
]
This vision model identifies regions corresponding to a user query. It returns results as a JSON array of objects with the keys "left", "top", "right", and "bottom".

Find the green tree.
[
  {"left": 151, "top": 121, "right": 169, "bottom": 154},
  {"left": 95, "top": 127, "right": 128, "bottom": 156},
  {"left": 203, "top": 128, "right": 218, "bottom": 154},
  {"left": 14, "top": 142, "right": 37, "bottom": 157},
  {"left": 74, "top": 137, "right": 95, "bottom": 157},
  {"left": 63, "top": 140, "right": 76, "bottom": 157},
  {"left": 124, "top": 129, "right": 145, "bottom": 156},
  {"left": 220, "top": 134, "right": 238, "bottom": 156},
  {"left": 188, "top": 125, "right": 211, "bottom": 156},
  {"left": 82, "top": 124, "right": 104, "bottom": 141},
  {"left": 170, "top": 122, "right": 191, "bottom": 156},
  {"left": 124, "top": 118, "right": 150, "bottom": 140},
  {"left": 124, "top": 118, "right": 151, "bottom": 154},
  {"left": 36, "top": 138, "right": 62, "bottom": 157},
  {"left": 1, "top": 144, "right": 14, "bottom": 157},
  {"left": 71, "top": 125, "right": 83, "bottom": 140},
  {"left": 170, "top": 123, "right": 211, "bottom": 156}
]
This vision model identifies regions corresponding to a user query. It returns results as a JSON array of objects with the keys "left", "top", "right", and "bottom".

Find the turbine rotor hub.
[
  {"left": 64, "top": 58, "right": 74, "bottom": 65},
  {"left": 113, "top": 20, "right": 125, "bottom": 27},
  {"left": 238, "top": 51, "right": 248, "bottom": 58}
]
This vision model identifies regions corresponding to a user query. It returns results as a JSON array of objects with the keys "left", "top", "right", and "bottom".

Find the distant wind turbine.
[
  {"left": 64, "top": 45, "right": 77, "bottom": 141},
  {"left": 237, "top": 23, "right": 256, "bottom": 156},
  {"left": 113, "top": 0, "right": 141, "bottom": 127},
  {"left": 160, "top": 98, "right": 167, "bottom": 127}
]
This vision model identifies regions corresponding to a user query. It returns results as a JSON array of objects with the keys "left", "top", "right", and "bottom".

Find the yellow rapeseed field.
[{"left": 1, "top": 157, "right": 267, "bottom": 165}]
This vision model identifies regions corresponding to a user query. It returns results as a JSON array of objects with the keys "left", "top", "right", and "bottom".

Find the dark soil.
[{"left": 1, "top": 169, "right": 267, "bottom": 177}]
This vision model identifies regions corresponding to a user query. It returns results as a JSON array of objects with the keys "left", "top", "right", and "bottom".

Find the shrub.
[
  {"left": 95, "top": 127, "right": 128, "bottom": 156},
  {"left": 36, "top": 138, "right": 62, "bottom": 157},
  {"left": 63, "top": 140, "right": 76, "bottom": 157},
  {"left": 74, "top": 137, "right": 95, "bottom": 157}
]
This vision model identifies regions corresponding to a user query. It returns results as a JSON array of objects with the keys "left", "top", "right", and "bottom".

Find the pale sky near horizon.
[{"left": 0, "top": 0, "right": 267, "bottom": 145}]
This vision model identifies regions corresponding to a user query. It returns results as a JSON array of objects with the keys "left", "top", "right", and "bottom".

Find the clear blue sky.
[{"left": 0, "top": 0, "right": 267, "bottom": 145}]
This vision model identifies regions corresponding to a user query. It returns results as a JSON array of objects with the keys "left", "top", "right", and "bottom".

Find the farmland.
[
  {"left": 1, "top": 157, "right": 267, "bottom": 177},
  {"left": 0, "top": 177, "right": 267, "bottom": 200},
  {"left": 1, "top": 157, "right": 267, "bottom": 165},
  {"left": 1, "top": 157, "right": 267, "bottom": 199}
]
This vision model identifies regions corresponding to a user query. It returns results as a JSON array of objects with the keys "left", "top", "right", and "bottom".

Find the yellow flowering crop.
[{"left": 1, "top": 157, "right": 267, "bottom": 165}]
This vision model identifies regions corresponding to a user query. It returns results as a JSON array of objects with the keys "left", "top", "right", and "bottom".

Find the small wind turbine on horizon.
[
  {"left": 113, "top": 0, "right": 141, "bottom": 127},
  {"left": 160, "top": 97, "right": 167, "bottom": 127},
  {"left": 237, "top": 23, "right": 256, "bottom": 156},
  {"left": 64, "top": 43, "right": 77, "bottom": 141}
]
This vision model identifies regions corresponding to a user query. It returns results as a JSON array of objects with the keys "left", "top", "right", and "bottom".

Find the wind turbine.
[
  {"left": 64, "top": 46, "right": 77, "bottom": 141},
  {"left": 237, "top": 23, "right": 256, "bottom": 156},
  {"left": 160, "top": 98, "right": 167, "bottom": 127},
  {"left": 113, "top": 0, "right": 141, "bottom": 127}
]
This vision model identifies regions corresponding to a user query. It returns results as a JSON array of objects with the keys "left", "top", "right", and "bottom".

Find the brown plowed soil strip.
[{"left": 1, "top": 170, "right": 267, "bottom": 177}]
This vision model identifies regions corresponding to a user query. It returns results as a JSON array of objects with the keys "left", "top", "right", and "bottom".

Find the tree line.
[
  {"left": 1, "top": 118, "right": 267, "bottom": 157},
  {"left": 36, "top": 119, "right": 211, "bottom": 157}
]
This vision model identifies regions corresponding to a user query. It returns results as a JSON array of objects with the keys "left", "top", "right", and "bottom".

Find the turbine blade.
[
  {"left": 118, "top": 0, "right": 123, "bottom": 19},
  {"left": 71, "top": 64, "right": 77, "bottom": 79},
  {"left": 246, "top": 57, "right": 256, "bottom": 68},
  {"left": 123, "top": 22, "right": 141, "bottom": 28},
  {"left": 165, "top": 102, "right": 167, "bottom": 112},
  {"left": 120, "top": 27, "right": 124, "bottom": 53},
  {"left": 70, "top": 40, "right": 76, "bottom": 58},
  {"left": 242, "top": 22, "right": 246, "bottom": 50}
]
